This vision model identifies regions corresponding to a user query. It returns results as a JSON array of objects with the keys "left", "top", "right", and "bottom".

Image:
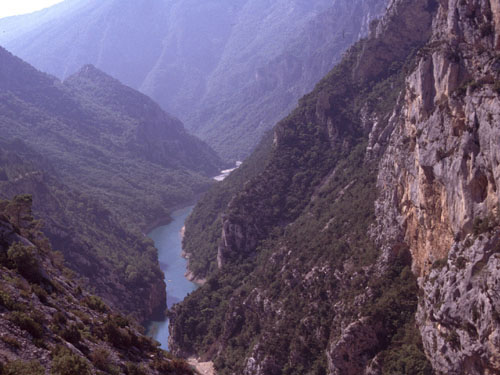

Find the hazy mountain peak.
[
  {"left": 65, "top": 63, "right": 129, "bottom": 89},
  {"left": 0, "top": 0, "right": 387, "bottom": 162},
  {"left": 72, "top": 63, "right": 111, "bottom": 80},
  {"left": 0, "top": 45, "right": 56, "bottom": 89}
]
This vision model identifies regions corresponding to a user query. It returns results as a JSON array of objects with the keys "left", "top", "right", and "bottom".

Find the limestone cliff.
[
  {"left": 172, "top": 0, "right": 500, "bottom": 374},
  {"left": 375, "top": 0, "right": 500, "bottom": 372}
]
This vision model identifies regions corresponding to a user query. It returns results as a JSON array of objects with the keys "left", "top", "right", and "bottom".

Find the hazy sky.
[{"left": 0, "top": 0, "right": 64, "bottom": 18}]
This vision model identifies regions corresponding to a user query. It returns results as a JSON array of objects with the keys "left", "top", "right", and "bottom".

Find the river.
[
  {"left": 146, "top": 205, "right": 197, "bottom": 350},
  {"left": 147, "top": 162, "right": 241, "bottom": 356}
]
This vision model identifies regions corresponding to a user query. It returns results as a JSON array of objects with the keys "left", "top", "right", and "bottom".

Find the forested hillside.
[
  {"left": 0, "top": 0, "right": 386, "bottom": 160},
  {"left": 0, "top": 140, "right": 167, "bottom": 323},
  {"left": 1, "top": 0, "right": 499, "bottom": 374},
  {"left": 0, "top": 49, "right": 221, "bottom": 229},
  {"left": 172, "top": 0, "right": 500, "bottom": 374},
  {"left": 172, "top": 0, "right": 435, "bottom": 373},
  {"left": 0, "top": 46, "right": 221, "bottom": 321},
  {"left": 0, "top": 196, "right": 193, "bottom": 375}
]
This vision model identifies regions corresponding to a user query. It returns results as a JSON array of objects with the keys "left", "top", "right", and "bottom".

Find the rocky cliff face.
[
  {"left": 174, "top": 0, "right": 500, "bottom": 374},
  {"left": 375, "top": 0, "right": 500, "bottom": 372}
]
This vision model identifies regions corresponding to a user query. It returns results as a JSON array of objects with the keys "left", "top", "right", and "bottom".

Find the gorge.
[
  {"left": 170, "top": 0, "right": 500, "bottom": 374},
  {"left": 147, "top": 206, "right": 197, "bottom": 350},
  {"left": 0, "top": 0, "right": 499, "bottom": 374}
]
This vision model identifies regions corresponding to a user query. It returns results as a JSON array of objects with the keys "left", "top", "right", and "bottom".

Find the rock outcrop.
[
  {"left": 0, "top": 196, "right": 193, "bottom": 374},
  {"left": 172, "top": 0, "right": 500, "bottom": 374},
  {"left": 373, "top": 0, "right": 500, "bottom": 372}
]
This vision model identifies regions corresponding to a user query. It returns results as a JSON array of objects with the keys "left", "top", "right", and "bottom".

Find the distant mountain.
[
  {"left": 0, "top": 47, "right": 221, "bottom": 229},
  {"left": 0, "top": 0, "right": 387, "bottom": 160},
  {"left": 0, "top": 139, "right": 167, "bottom": 322},
  {"left": 0, "top": 46, "right": 221, "bottom": 320},
  {"left": 189, "top": 0, "right": 388, "bottom": 160}
]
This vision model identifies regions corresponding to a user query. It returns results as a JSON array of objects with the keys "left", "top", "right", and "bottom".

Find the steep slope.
[
  {"left": 0, "top": 47, "right": 221, "bottom": 230},
  {"left": 174, "top": 0, "right": 500, "bottom": 374},
  {"left": 0, "top": 47, "right": 221, "bottom": 322},
  {"left": 171, "top": 0, "right": 436, "bottom": 374},
  {"left": 375, "top": 0, "right": 500, "bottom": 372},
  {"left": 64, "top": 64, "right": 221, "bottom": 176},
  {"left": 0, "top": 139, "right": 166, "bottom": 324},
  {"left": 0, "top": 196, "right": 193, "bottom": 375},
  {"left": 189, "top": 0, "right": 388, "bottom": 160},
  {"left": 0, "top": 0, "right": 386, "bottom": 160}
]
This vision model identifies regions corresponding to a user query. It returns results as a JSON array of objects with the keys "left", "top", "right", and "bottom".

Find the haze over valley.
[{"left": 0, "top": 1, "right": 499, "bottom": 375}]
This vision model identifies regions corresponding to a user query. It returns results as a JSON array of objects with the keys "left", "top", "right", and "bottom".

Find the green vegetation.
[
  {"left": 0, "top": 287, "right": 21, "bottom": 311},
  {"left": 0, "top": 146, "right": 165, "bottom": 320},
  {"left": 379, "top": 323, "right": 433, "bottom": 375},
  {"left": 151, "top": 355, "right": 193, "bottom": 374},
  {"left": 90, "top": 348, "right": 120, "bottom": 374},
  {"left": 0, "top": 196, "right": 194, "bottom": 375},
  {"left": 83, "top": 295, "right": 108, "bottom": 313},
  {"left": 61, "top": 323, "right": 83, "bottom": 346},
  {"left": 9, "top": 311, "right": 44, "bottom": 339},
  {"left": 0, "top": 335, "right": 21, "bottom": 349},
  {"left": 125, "top": 363, "right": 147, "bottom": 375},
  {"left": 0, "top": 46, "right": 222, "bottom": 320},
  {"left": 173, "top": 13, "right": 432, "bottom": 374},
  {"left": 6, "top": 242, "right": 41, "bottom": 283},
  {"left": 0, "top": 360, "right": 45, "bottom": 375},
  {"left": 51, "top": 346, "right": 91, "bottom": 375},
  {"left": 183, "top": 133, "right": 274, "bottom": 278}
]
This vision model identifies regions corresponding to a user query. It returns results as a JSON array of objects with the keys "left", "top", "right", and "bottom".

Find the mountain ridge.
[
  {"left": 172, "top": 0, "right": 500, "bottom": 374},
  {"left": 0, "top": 45, "right": 222, "bottom": 323},
  {"left": 0, "top": 0, "right": 387, "bottom": 161}
]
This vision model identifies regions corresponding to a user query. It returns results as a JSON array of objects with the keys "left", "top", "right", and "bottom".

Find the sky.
[{"left": 0, "top": 0, "right": 64, "bottom": 18}]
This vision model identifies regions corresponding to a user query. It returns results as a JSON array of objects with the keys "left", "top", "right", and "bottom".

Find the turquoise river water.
[{"left": 146, "top": 205, "right": 197, "bottom": 350}]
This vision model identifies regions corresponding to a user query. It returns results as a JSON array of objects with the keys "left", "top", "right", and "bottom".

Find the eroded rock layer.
[
  {"left": 376, "top": 0, "right": 500, "bottom": 372},
  {"left": 172, "top": 0, "right": 500, "bottom": 374}
]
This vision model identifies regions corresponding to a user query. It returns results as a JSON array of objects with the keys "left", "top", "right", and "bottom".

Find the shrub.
[
  {"left": 90, "top": 348, "right": 119, "bottom": 374},
  {"left": 0, "top": 335, "right": 21, "bottom": 349},
  {"left": 7, "top": 243, "right": 41, "bottom": 282},
  {"left": 1, "top": 360, "right": 45, "bottom": 375},
  {"left": 52, "top": 311, "right": 67, "bottom": 325},
  {"left": 455, "top": 256, "right": 467, "bottom": 270},
  {"left": 61, "top": 323, "right": 82, "bottom": 346},
  {"left": 473, "top": 216, "right": 495, "bottom": 235},
  {"left": 51, "top": 346, "right": 90, "bottom": 375},
  {"left": 70, "top": 309, "right": 92, "bottom": 325},
  {"left": 103, "top": 320, "right": 132, "bottom": 349},
  {"left": 381, "top": 339, "right": 433, "bottom": 374},
  {"left": 83, "top": 295, "right": 107, "bottom": 313},
  {"left": 431, "top": 257, "right": 448, "bottom": 270},
  {"left": 153, "top": 358, "right": 193, "bottom": 374},
  {"left": 9, "top": 311, "right": 43, "bottom": 339},
  {"left": 0, "top": 289, "right": 18, "bottom": 311},
  {"left": 4, "top": 195, "right": 33, "bottom": 228},
  {"left": 125, "top": 362, "right": 146, "bottom": 375},
  {"left": 32, "top": 284, "right": 49, "bottom": 304}
]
